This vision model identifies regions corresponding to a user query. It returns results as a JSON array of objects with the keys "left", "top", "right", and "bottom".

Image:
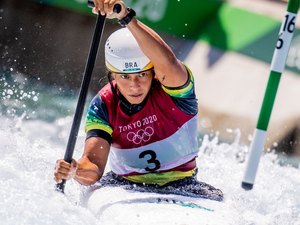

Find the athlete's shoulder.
[
  {"left": 99, "top": 83, "right": 114, "bottom": 98},
  {"left": 98, "top": 83, "right": 119, "bottom": 107},
  {"left": 161, "top": 65, "right": 195, "bottom": 98}
]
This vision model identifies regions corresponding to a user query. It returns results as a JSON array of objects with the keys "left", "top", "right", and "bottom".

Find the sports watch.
[{"left": 118, "top": 8, "right": 136, "bottom": 27}]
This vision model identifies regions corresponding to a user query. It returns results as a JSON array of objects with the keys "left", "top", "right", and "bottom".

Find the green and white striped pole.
[{"left": 241, "top": 0, "right": 300, "bottom": 190}]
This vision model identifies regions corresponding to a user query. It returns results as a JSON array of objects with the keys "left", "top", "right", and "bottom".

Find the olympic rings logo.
[{"left": 127, "top": 126, "right": 154, "bottom": 144}]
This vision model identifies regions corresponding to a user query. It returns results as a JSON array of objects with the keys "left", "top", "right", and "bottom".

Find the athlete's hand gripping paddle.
[{"left": 56, "top": 1, "right": 121, "bottom": 193}]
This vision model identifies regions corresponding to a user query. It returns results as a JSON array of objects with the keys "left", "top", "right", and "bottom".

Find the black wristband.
[{"left": 118, "top": 8, "right": 136, "bottom": 27}]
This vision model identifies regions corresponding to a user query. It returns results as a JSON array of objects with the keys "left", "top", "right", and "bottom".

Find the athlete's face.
[{"left": 113, "top": 70, "right": 153, "bottom": 104}]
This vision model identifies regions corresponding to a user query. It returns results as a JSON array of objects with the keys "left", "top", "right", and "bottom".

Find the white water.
[{"left": 1, "top": 74, "right": 300, "bottom": 225}]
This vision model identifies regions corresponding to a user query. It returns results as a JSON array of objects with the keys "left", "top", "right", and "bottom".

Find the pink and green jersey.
[{"left": 85, "top": 68, "right": 198, "bottom": 185}]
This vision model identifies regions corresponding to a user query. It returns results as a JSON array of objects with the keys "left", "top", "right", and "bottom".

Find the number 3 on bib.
[{"left": 139, "top": 150, "right": 161, "bottom": 172}]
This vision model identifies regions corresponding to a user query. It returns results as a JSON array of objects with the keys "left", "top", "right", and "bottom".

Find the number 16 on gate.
[{"left": 241, "top": 0, "right": 300, "bottom": 190}]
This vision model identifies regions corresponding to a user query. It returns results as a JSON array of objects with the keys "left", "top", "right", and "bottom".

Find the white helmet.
[{"left": 105, "top": 28, "right": 153, "bottom": 73}]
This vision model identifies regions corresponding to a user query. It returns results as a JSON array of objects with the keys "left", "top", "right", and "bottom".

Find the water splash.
[{"left": 0, "top": 72, "right": 299, "bottom": 225}]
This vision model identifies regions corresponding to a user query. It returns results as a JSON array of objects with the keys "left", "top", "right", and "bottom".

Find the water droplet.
[{"left": 7, "top": 89, "right": 13, "bottom": 95}]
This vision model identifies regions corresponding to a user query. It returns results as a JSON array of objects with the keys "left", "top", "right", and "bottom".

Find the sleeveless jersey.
[{"left": 85, "top": 69, "right": 198, "bottom": 185}]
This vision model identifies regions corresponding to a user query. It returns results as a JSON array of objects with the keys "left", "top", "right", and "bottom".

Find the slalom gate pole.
[
  {"left": 56, "top": 2, "right": 121, "bottom": 193},
  {"left": 241, "top": 0, "right": 300, "bottom": 190}
]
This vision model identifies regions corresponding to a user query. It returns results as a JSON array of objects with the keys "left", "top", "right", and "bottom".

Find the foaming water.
[{"left": 0, "top": 73, "right": 299, "bottom": 225}]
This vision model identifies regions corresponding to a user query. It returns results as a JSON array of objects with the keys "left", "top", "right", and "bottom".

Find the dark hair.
[
  {"left": 107, "top": 71, "right": 117, "bottom": 95},
  {"left": 98, "top": 70, "right": 110, "bottom": 88}
]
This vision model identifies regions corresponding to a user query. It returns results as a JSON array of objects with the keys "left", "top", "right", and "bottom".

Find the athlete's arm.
[
  {"left": 127, "top": 19, "right": 188, "bottom": 88},
  {"left": 92, "top": 0, "right": 188, "bottom": 88},
  {"left": 74, "top": 137, "right": 110, "bottom": 185},
  {"left": 54, "top": 137, "right": 110, "bottom": 186}
]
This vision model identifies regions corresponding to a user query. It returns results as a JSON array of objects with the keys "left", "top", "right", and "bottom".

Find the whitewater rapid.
[{"left": 0, "top": 74, "right": 300, "bottom": 225}]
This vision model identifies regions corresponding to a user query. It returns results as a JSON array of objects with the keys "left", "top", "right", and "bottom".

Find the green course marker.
[{"left": 242, "top": 0, "right": 300, "bottom": 190}]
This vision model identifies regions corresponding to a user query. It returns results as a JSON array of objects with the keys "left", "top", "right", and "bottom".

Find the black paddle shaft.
[{"left": 56, "top": 2, "right": 121, "bottom": 193}]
